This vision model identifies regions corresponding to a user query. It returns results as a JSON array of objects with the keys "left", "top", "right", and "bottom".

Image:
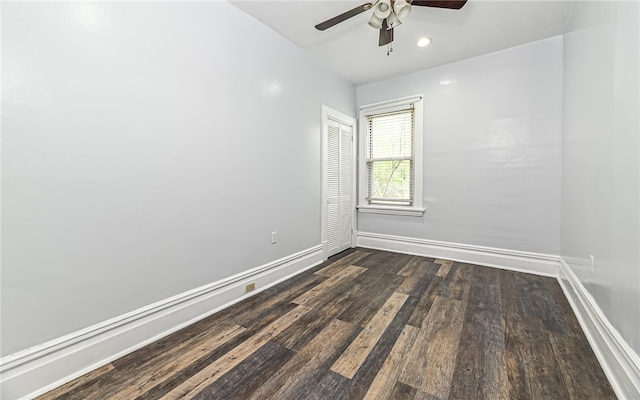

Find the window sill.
[{"left": 357, "top": 205, "right": 425, "bottom": 217}]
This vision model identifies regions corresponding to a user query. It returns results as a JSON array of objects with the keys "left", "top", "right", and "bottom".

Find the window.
[{"left": 358, "top": 95, "right": 424, "bottom": 216}]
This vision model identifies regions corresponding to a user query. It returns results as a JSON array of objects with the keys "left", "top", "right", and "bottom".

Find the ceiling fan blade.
[
  {"left": 315, "top": 3, "right": 373, "bottom": 31},
  {"left": 378, "top": 19, "right": 394, "bottom": 46},
  {"left": 410, "top": 0, "right": 467, "bottom": 9}
]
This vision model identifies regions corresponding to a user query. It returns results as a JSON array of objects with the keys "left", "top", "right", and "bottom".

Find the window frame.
[{"left": 357, "top": 95, "right": 425, "bottom": 217}]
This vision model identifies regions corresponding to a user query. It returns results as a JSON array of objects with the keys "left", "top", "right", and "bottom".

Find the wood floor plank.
[
  {"left": 540, "top": 276, "right": 615, "bottom": 399},
  {"left": 390, "top": 381, "right": 418, "bottom": 400},
  {"left": 498, "top": 269, "right": 529, "bottom": 399},
  {"left": 248, "top": 318, "right": 359, "bottom": 399},
  {"left": 110, "top": 294, "right": 269, "bottom": 370},
  {"left": 105, "top": 324, "right": 247, "bottom": 399},
  {"left": 418, "top": 293, "right": 469, "bottom": 399},
  {"left": 271, "top": 307, "right": 327, "bottom": 350},
  {"left": 450, "top": 263, "right": 474, "bottom": 300},
  {"left": 122, "top": 270, "right": 322, "bottom": 371},
  {"left": 548, "top": 331, "right": 617, "bottom": 399},
  {"left": 306, "top": 370, "right": 352, "bottom": 400},
  {"left": 397, "top": 270, "right": 469, "bottom": 393},
  {"left": 306, "top": 296, "right": 421, "bottom": 400},
  {"left": 396, "top": 256, "right": 421, "bottom": 277},
  {"left": 449, "top": 267, "right": 509, "bottom": 400},
  {"left": 397, "top": 266, "right": 471, "bottom": 398},
  {"left": 290, "top": 269, "right": 373, "bottom": 321},
  {"left": 514, "top": 273, "right": 572, "bottom": 335},
  {"left": 338, "top": 295, "right": 420, "bottom": 400},
  {"left": 317, "top": 294, "right": 421, "bottom": 400},
  {"left": 337, "top": 273, "right": 405, "bottom": 327},
  {"left": 358, "top": 251, "right": 416, "bottom": 275},
  {"left": 540, "top": 277, "right": 584, "bottom": 334},
  {"left": 362, "top": 325, "right": 420, "bottom": 400},
  {"left": 406, "top": 276, "right": 443, "bottom": 328},
  {"left": 396, "top": 260, "right": 439, "bottom": 298},
  {"left": 314, "top": 250, "right": 371, "bottom": 277},
  {"left": 272, "top": 278, "right": 360, "bottom": 351},
  {"left": 436, "top": 263, "right": 460, "bottom": 298},
  {"left": 505, "top": 314, "right": 572, "bottom": 399},
  {"left": 160, "top": 304, "right": 312, "bottom": 400},
  {"left": 396, "top": 318, "right": 432, "bottom": 389},
  {"left": 38, "top": 320, "right": 248, "bottom": 400},
  {"left": 499, "top": 270, "right": 573, "bottom": 400},
  {"left": 36, "top": 363, "right": 115, "bottom": 400},
  {"left": 292, "top": 265, "right": 367, "bottom": 308},
  {"left": 234, "top": 274, "right": 324, "bottom": 328},
  {"left": 139, "top": 299, "right": 319, "bottom": 398},
  {"left": 414, "top": 392, "right": 442, "bottom": 400},
  {"left": 435, "top": 262, "right": 452, "bottom": 277},
  {"left": 331, "top": 291, "right": 409, "bottom": 379},
  {"left": 190, "top": 340, "right": 293, "bottom": 400}
]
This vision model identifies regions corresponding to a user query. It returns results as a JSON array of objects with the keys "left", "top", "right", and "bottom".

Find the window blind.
[{"left": 366, "top": 108, "right": 414, "bottom": 206}]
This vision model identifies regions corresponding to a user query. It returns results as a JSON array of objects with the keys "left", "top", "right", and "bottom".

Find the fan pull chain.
[{"left": 386, "top": 42, "right": 394, "bottom": 56}]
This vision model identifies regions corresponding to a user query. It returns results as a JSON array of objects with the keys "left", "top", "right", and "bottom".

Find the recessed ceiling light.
[{"left": 416, "top": 37, "right": 432, "bottom": 47}]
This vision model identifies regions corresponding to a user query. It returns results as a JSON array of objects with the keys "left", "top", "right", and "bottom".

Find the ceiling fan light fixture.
[
  {"left": 416, "top": 37, "right": 432, "bottom": 47},
  {"left": 368, "top": 13, "right": 384, "bottom": 29},
  {"left": 374, "top": 0, "right": 392, "bottom": 18},
  {"left": 393, "top": 0, "right": 412, "bottom": 20}
]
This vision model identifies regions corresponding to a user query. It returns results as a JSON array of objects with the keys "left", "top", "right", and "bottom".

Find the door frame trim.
[{"left": 321, "top": 104, "right": 357, "bottom": 260}]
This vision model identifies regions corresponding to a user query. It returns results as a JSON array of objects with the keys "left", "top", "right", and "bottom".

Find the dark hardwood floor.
[{"left": 38, "top": 249, "right": 616, "bottom": 400}]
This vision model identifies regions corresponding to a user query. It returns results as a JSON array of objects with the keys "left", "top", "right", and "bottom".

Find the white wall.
[
  {"left": 1, "top": 1, "right": 355, "bottom": 356},
  {"left": 357, "top": 37, "right": 563, "bottom": 255},
  {"left": 561, "top": 1, "right": 640, "bottom": 354}
]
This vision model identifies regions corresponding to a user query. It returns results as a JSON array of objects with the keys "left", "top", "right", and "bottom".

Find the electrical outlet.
[
  {"left": 590, "top": 255, "right": 595, "bottom": 274},
  {"left": 245, "top": 282, "right": 256, "bottom": 293},
  {"left": 271, "top": 231, "right": 277, "bottom": 244}
]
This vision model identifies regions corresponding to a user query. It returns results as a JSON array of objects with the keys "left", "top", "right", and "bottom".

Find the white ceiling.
[{"left": 231, "top": 0, "right": 574, "bottom": 86}]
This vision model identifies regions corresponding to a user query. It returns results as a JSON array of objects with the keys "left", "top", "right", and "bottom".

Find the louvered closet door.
[{"left": 327, "top": 118, "right": 353, "bottom": 257}]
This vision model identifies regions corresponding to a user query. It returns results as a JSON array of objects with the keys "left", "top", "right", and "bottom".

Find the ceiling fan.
[{"left": 315, "top": 0, "right": 467, "bottom": 48}]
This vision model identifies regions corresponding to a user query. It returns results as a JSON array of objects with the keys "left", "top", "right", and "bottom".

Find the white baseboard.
[
  {"left": 558, "top": 258, "right": 640, "bottom": 399},
  {"left": 356, "top": 232, "right": 559, "bottom": 277},
  {"left": 0, "top": 245, "right": 324, "bottom": 400}
]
